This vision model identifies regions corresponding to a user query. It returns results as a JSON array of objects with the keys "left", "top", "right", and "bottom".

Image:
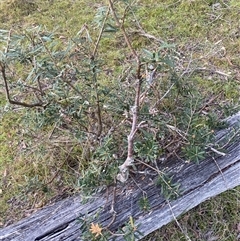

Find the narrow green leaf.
[{"left": 142, "top": 48, "right": 153, "bottom": 58}]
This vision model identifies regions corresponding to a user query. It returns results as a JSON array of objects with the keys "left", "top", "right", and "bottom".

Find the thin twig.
[
  {"left": 218, "top": 127, "right": 240, "bottom": 149},
  {"left": 46, "top": 145, "right": 76, "bottom": 185},
  {"left": 211, "top": 156, "right": 227, "bottom": 188},
  {"left": 90, "top": 8, "right": 112, "bottom": 137},
  {"left": 0, "top": 62, "right": 44, "bottom": 107},
  {"left": 38, "top": 34, "right": 59, "bottom": 71},
  {"left": 136, "top": 159, "right": 165, "bottom": 175},
  {"left": 108, "top": 0, "right": 139, "bottom": 61},
  {"left": 182, "top": 67, "right": 231, "bottom": 78},
  {"left": 0, "top": 29, "right": 44, "bottom": 107},
  {"left": 129, "top": 173, "right": 147, "bottom": 196},
  {"left": 92, "top": 7, "right": 110, "bottom": 58},
  {"left": 105, "top": 182, "right": 117, "bottom": 229},
  {"left": 152, "top": 83, "right": 175, "bottom": 109},
  {"left": 167, "top": 200, "right": 192, "bottom": 241},
  {"left": 208, "top": 146, "right": 226, "bottom": 156}
]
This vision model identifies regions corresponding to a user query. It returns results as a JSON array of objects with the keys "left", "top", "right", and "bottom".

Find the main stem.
[{"left": 108, "top": 0, "right": 142, "bottom": 182}]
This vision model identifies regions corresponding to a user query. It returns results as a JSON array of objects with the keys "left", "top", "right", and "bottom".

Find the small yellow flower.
[{"left": 90, "top": 223, "right": 102, "bottom": 237}]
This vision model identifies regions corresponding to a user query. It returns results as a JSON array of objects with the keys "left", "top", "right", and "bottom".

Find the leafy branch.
[{"left": 0, "top": 29, "right": 45, "bottom": 107}]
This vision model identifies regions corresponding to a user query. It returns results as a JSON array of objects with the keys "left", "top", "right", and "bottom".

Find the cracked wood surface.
[{"left": 1, "top": 112, "right": 240, "bottom": 241}]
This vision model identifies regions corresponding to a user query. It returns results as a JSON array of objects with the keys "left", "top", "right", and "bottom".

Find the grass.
[{"left": 0, "top": 0, "right": 239, "bottom": 239}]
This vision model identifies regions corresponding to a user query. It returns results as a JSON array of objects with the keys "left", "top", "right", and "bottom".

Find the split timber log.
[{"left": 1, "top": 112, "right": 240, "bottom": 241}]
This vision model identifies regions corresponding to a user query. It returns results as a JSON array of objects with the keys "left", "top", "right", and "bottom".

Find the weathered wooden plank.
[
  {"left": 0, "top": 112, "right": 240, "bottom": 241},
  {"left": 132, "top": 160, "right": 240, "bottom": 240}
]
